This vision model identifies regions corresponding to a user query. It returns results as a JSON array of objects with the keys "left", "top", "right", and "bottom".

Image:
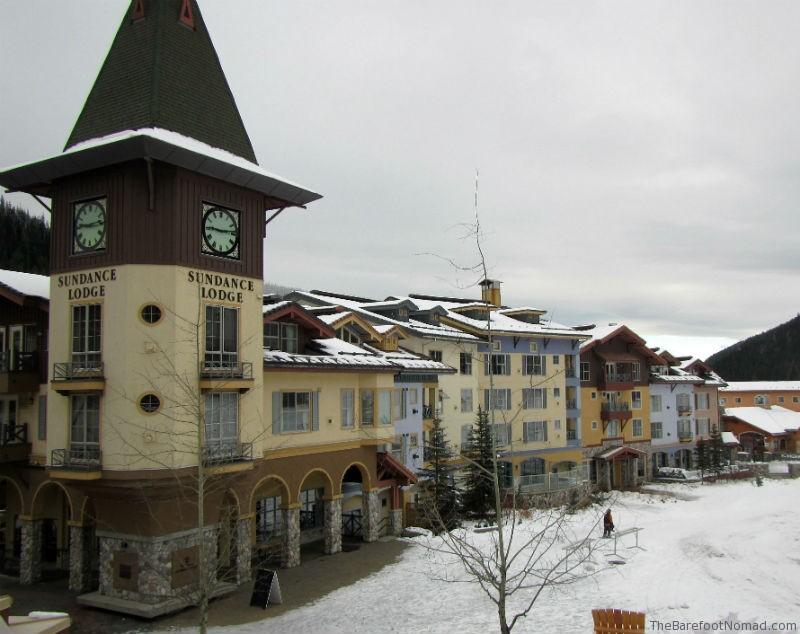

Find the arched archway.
[
  {"left": 31, "top": 481, "right": 74, "bottom": 578},
  {"left": 250, "top": 475, "right": 291, "bottom": 567},
  {"left": 298, "top": 469, "right": 334, "bottom": 537},
  {"left": 0, "top": 477, "right": 25, "bottom": 575},
  {"left": 217, "top": 491, "right": 239, "bottom": 583}
]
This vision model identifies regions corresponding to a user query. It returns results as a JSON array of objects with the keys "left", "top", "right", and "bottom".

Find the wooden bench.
[{"left": 592, "top": 608, "right": 645, "bottom": 633}]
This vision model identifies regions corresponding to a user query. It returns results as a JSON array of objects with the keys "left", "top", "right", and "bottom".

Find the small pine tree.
[
  {"left": 418, "top": 417, "right": 460, "bottom": 533},
  {"left": 708, "top": 425, "right": 726, "bottom": 474},
  {"left": 694, "top": 440, "right": 710, "bottom": 481},
  {"left": 460, "top": 406, "right": 496, "bottom": 521}
]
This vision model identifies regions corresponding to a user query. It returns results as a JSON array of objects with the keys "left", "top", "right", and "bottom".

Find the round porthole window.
[
  {"left": 139, "top": 393, "right": 161, "bottom": 414},
  {"left": 141, "top": 304, "right": 162, "bottom": 325}
]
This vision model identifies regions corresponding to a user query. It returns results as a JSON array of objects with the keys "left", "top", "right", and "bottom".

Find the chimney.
[{"left": 479, "top": 279, "right": 502, "bottom": 307}]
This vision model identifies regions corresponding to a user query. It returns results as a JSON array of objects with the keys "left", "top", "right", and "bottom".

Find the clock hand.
[{"left": 77, "top": 222, "right": 103, "bottom": 229}]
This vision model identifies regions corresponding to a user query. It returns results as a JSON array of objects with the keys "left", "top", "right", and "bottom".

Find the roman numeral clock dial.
[{"left": 201, "top": 203, "right": 240, "bottom": 259}]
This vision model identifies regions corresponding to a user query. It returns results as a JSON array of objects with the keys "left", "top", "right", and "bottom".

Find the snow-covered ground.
[{"left": 166, "top": 479, "right": 800, "bottom": 633}]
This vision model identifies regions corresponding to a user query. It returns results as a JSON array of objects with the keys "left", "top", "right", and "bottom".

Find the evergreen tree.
[
  {"left": 694, "top": 440, "right": 710, "bottom": 480},
  {"left": 418, "top": 417, "right": 460, "bottom": 533},
  {"left": 461, "top": 405, "right": 496, "bottom": 521},
  {"left": 0, "top": 197, "right": 50, "bottom": 274},
  {"left": 708, "top": 425, "right": 726, "bottom": 474}
]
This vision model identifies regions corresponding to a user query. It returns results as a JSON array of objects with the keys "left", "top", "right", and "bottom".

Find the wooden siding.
[{"left": 49, "top": 160, "right": 270, "bottom": 279}]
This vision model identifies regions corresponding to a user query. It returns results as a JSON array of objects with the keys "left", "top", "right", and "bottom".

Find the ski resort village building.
[{"left": 718, "top": 381, "right": 800, "bottom": 412}]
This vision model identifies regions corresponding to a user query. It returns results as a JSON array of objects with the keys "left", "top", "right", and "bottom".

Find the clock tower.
[{"left": 0, "top": 0, "right": 320, "bottom": 614}]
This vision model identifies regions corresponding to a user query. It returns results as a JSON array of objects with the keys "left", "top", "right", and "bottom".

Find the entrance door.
[{"left": 9, "top": 326, "right": 23, "bottom": 371}]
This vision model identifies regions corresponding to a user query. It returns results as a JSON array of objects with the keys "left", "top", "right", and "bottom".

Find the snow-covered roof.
[
  {"left": 723, "top": 406, "right": 800, "bottom": 435},
  {"left": 0, "top": 128, "right": 321, "bottom": 206},
  {"left": 650, "top": 366, "right": 704, "bottom": 384},
  {"left": 0, "top": 269, "right": 50, "bottom": 301},
  {"left": 577, "top": 323, "right": 629, "bottom": 350},
  {"left": 721, "top": 431, "right": 739, "bottom": 445},
  {"left": 720, "top": 381, "right": 800, "bottom": 393},
  {"left": 362, "top": 344, "right": 456, "bottom": 373},
  {"left": 262, "top": 300, "right": 292, "bottom": 315}
]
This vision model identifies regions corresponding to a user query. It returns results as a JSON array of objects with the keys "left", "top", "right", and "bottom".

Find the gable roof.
[
  {"left": 66, "top": 0, "right": 256, "bottom": 163},
  {"left": 263, "top": 301, "right": 335, "bottom": 339},
  {"left": 0, "top": 269, "right": 50, "bottom": 311},
  {"left": 578, "top": 323, "right": 664, "bottom": 362},
  {"left": 723, "top": 406, "right": 800, "bottom": 436}
]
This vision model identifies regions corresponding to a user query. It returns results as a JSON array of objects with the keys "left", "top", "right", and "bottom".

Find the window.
[
  {"left": 205, "top": 305, "right": 238, "bottom": 368},
  {"left": 524, "top": 420, "right": 548, "bottom": 442},
  {"left": 650, "top": 395, "right": 662, "bottom": 413},
  {"left": 553, "top": 387, "right": 561, "bottom": 398},
  {"left": 696, "top": 418, "right": 710, "bottom": 436},
  {"left": 605, "top": 420, "right": 620, "bottom": 437},
  {"left": 204, "top": 393, "right": 238, "bottom": 449},
  {"left": 255, "top": 496, "right": 282, "bottom": 542},
  {"left": 632, "top": 419, "right": 643, "bottom": 437},
  {"left": 631, "top": 391, "right": 642, "bottom": 409},
  {"left": 719, "top": 397, "right": 727, "bottom": 406},
  {"left": 484, "top": 353, "right": 511, "bottom": 376},
  {"left": 338, "top": 326, "right": 360, "bottom": 345},
  {"left": 552, "top": 355, "right": 559, "bottom": 365},
  {"left": 651, "top": 422, "right": 663, "bottom": 439},
  {"left": 754, "top": 394, "right": 768, "bottom": 405},
  {"left": 484, "top": 388, "right": 511, "bottom": 410},
  {"left": 300, "top": 488, "right": 322, "bottom": 529},
  {"left": 459, "top": 352, "right": 472, "bottom": 375},
  {"left": 378, "top": 389, "right": 392, "bottom": 425},
  {"left": 360, "top": 390, "right": 374, "bottom": 425},
  {"left": 522, "top": 388, "right": 547, "bottom": 409},
  {"left": 793, "top": 396, "right": 800, "bottom": 404},
  {"left": 735, "top": 397, "right": 741, "bottom": 404},
  {"left": 492, "top": 424, "right": 510, "bottom": 446},
  {"left": 460, "top": 389, "right": 473, "bottom": 413},
  {"left": 632, "top": 362, "right": 641, "bottom": 381},
  {"left": 522, "top": 354, "right": 546, "bottom": 376},
  {"left": 278, "top": 391, "right": 311, "bottom": 432},
  {"left": 521, "top": 457, "right": 545, "bottom": 476},
  {"left": 677, "top": 419, "right": 692, "bottom": 438},
  {"left": 676, "top": 393, "right": 691, "bottom": 412},
  {"left": 491, "top": 340, "right": 501, "bottom": 352},
  {"left": 71, "top": 304, "right": 102, "bottom": 369},
  {"left": 695, "top": 393, "right": 710, "bottom": 410},
  {"left": 554, "top": 419, "right": 561, "bottom": 430},
  {"left": 70, "top": 394, "right": 100, "bottom": 457},
  {"left": 264, "top": 321, "right": 298, "bottom": 353},
  {"left": 409, "top": 433, "right": 419, "bottom": 448},
  {"left": 429, "top": 350, "right": 443, "bottom": 363},
  {"left": 392, "top": 388, "right": 406, "bottom": 421},
  {"left": 591, "top": 420, "right": 598, "bottom": 430},
  {"left": 580, "top": 362, "right": 590, "bottom": 382},
  {"left": 408, "top": 388, "right": 418, "bottom": 405},
  {"left": 38, "top": 395, "right": 47, "bottom": 441},
  {"left": 140, "top": 304, "right": 162, "bottom": 325},
  {"left": 591, "top": 391, "right": 597, "bottom": 400},
  {"left": 139, "top": 393, "right": 161, "bottom": 414},
  {"left": 777, "top": 396, "right": 785, "bottom": 404},
  {"left": 341, "top": 389, "right": 355, "bottom": 428}
]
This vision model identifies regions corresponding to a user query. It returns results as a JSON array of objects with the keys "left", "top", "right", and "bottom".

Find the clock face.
[
  {"left": 201, "top": 204, "right": 240, "bottom": 259},
  {"left": 73, "top": 198, "right": 107, "bottom": 254}
]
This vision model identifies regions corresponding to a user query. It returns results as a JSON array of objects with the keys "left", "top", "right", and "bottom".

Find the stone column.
[
  {"left": 19, "top": 518, "right": 42, "bottom": 585},
  {"left": 68, "top": 523, "right": 94, "bottom": 593},
  {"left": 236, "top": 517, "right": 253, "bottom": 584},
  {"left": 361, "top": 490, "right": 381, "bottom": 543},
  {"left": 323, "top": 497, "right": 342, "bottom": 555},
  {"left": 388, "top": 509, "right": 403, "bottom": 537},
  {"left": 281, "top": 506, "right": 300, "bottom": 568}
]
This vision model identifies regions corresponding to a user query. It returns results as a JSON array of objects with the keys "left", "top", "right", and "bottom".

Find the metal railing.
[
  {"left": 422, "top": 404, "right": 434, "bottom": 419},
  {"left": 0, "top": 351, "right": 38, "bottom": 373},
  {"left": 677, "top": 404, "right": 692, "bottom": 414},
  {"left": 52, "top": 361, "right": 104, "bottom": 380},
  {"left": 604, "top": 373, "right": 633, "bottom": 384},
  {"left": 342, "top": 511, "right": 363, "bottom": 537},
  {"left": 518, "top": 464, "right": 590, "bottom": 494},
  {"left": 0, "top": 423, "right": 27, "bottom": 446},
  {"left": 601, "top": 401, "right": 630, "bottom": 412},
  {"left": 566, "top": 398, "right": 578, "bottom": 410},
  {"left": 202, "top": 441, "right": 253, "bottom": 465},
  {"left": 564, "top": 366, "right": 577, "bottom": 378},
  {"left": 51, "top": 447, "right": 101, "bottom": 469},
  {"left": 677, "top": 429, "right": 693, "bottom": 440},
  {"left": 199, "top": 361, "right": 253, "bottom": 380},
  {"left": 566, "top": 429, "right": 578, "bottom": 440}
]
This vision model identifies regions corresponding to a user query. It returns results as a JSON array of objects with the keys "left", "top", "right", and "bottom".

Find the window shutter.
[
  {"left": 312, "top": 391, "right": 320, "bottom": 431},
  {"left": 523, "top": 422, "right": 529, "bottom": 443},
  {"left": 505, "top": 389, "right": 511, "bottom": 410},
  {"left": 506, "top": 424, "right": 512, "bottom": 445},
  {"left": 504, "top": 354, "right": 511, "bottom": 375},
  {"left": 543, "top": 389, "right": 548, "bottom": 409},
  {"left": 542, "top": 356, "right": 547, "bottom": 375},
  {"left": 484, "top": 354, "right": 490, "bottom": 375},
  {"left": 272, "top": 392, "right": 281, "bottom": 435},
  {"left": 484, "top": 390, "right": 490, "bottom": 411},
  {"left": 543, "top": 422, "right": 548, "bottom": 442}
]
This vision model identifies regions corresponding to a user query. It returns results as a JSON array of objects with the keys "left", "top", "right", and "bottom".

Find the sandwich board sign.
[{"left": 250, "top": 568, "right": 283, "bottom": 609}]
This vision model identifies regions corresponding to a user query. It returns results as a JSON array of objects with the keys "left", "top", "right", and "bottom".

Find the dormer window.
[
  {"left": 398, "top": 308, "right": 409, "bottom": 320},
  {"left": 338, "top": 327, "right": 361, "bottom": 345},
  {"left": 264, "top": 322, "right": 298, "bottom": 353}
]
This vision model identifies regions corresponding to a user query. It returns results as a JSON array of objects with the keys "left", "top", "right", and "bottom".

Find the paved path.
[{"left": 1, "top": 538, "right": 409, "bottom": 633}]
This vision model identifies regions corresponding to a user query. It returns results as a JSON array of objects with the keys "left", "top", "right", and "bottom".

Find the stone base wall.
[
  {"left": 98, "top": 526, "right": 219, "bottom": 605},
  {"left": 69, "top": 525, "right": 94, "bottom": 593},
  {"left": 281, "top": 508, "right": 300, "bottom": 568},
  {"left": 361, "top": 491, "right": 381, "bottom": 543},
  {"left": 236, "top": 518, "right": 252, "bottom": 584},
  {"left": 323, "top": 498, "right": 342, "bottom": 555},
  {"left": 388, "top": 508, "right": 403, "bottom": 537}
]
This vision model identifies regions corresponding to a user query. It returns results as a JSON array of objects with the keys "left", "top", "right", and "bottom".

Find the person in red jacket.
[{"left": 603, "top": 509, "right": 615, "bottom": 538}]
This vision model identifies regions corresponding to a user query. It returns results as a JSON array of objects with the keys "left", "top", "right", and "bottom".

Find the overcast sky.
[{"left": 2, "top": 1, "right": 799, "bottom": 360}]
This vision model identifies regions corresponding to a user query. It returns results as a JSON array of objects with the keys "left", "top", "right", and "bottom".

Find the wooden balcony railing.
[{"left": 0, "top": 423, "right": 27, "bottom": 446}]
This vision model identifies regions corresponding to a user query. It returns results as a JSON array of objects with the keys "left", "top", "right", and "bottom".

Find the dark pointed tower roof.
[{"left": 65, "top": 0, "right": 257, "bottom": 163}]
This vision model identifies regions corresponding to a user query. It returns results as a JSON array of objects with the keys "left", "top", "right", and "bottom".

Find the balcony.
[
  {"left": 677, "top": 429, "right": 693, "bottom": 442},
  {"left": 601, "top": 401, "right": 632, "bottom": 421},
  {"left": 422, "top": 404, "right": 434, "bottom": 420},
  {"left": 677, "top": 404, "right": 692, "bottom": 416},
  {"left": 566, "top": 428, "right": 580, "bottom": 447},
  {"left": 600, "top": 372, "right": 635, "bottom": 390},
  {"left": 0, "top": 423, "right": 30, "bottom": 463},
  {"left": 51, "top": 361, "right": 105, "bottom": 395},
  {"left": 566, "top": 397, "right": 580, "bottom": 416},
  {"left": 50, "top": 447, "right": 102, "bottom": 478},
  {"left": 199, "top": 361, "right": 254, "bottom": 392},
  {"left": 0, "top": 351, "right": 41, "bottom": 394},
  {"left": 202, "top": 441, "right": 254, "bottom": 473}
]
